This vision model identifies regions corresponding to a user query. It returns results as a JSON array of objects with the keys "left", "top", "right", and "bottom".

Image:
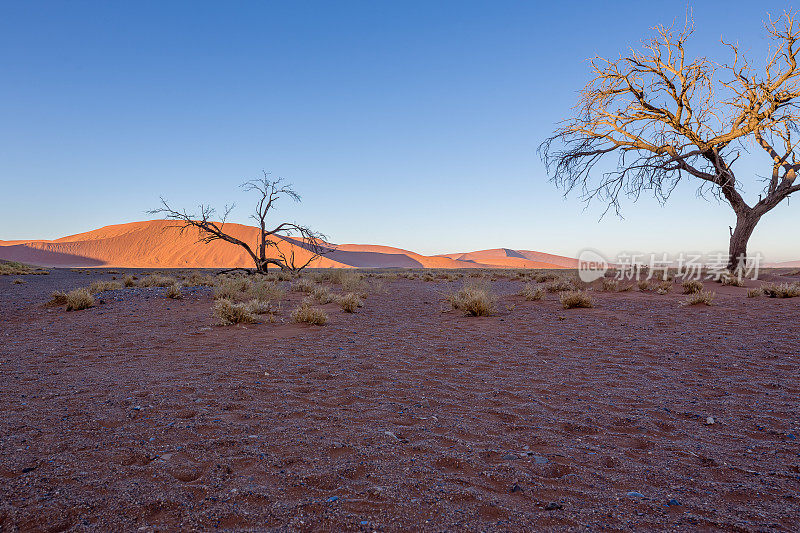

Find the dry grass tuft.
[
  {"left": 212, "top": 298, "right": 257, "bottom": 325},
  {"left": 292, "top": 299, "right": 328, "bottom": 325},
  {"left": 559, "top": 290, "right": 594, "bottom": 309},
  {"left": 250, "top": 279, "right": 285, "bottom": 301},
  {"left": 681, "top": 279, "right": 704, "bottom": 294},
  {"left": 164, "top": 284, "right": 183, "bottom": 299},
  {"left": 761, "top": 282, "right": 800, "bottom": 298},
  {"left": 601, "top": 278, "right": 619, "bottom": 292},
  {"left": 655, "top": 280, "right": 673, "bottom": 295},
  {"left": 681, "top": 290, "right": 715, "bottom": 306},
  {"left": 65, "top": 288, "right": 94, "bottom": 311},
  {"left": 545, "top": 278, "right": 574, "bottom": 293},
  {"left": 312, "top": 285, "right": 335, "bottom": 304},
  {"left": 139, "top": 274, "right": 178, "bottom": 287},
  {"left": 12, "top": 278, "right": 25, "bottom": 284},
  {"left": 637, "top": 280, "right": 651, "bottom": 291},
  {"left": 747, "top": 287, "right": 764, "bottom": 298},
  {"left": 89, "top": 280, "right": 123, "bottom": 294},
  {"left": 292, "top": 278, "right": 317, "bottom": 293},
  {"left": 49, "top": 291, "right": 68, "bottom": 306},
  {"left": 122, "top": 275, "right": 137, "bottom": 287},
  {"left": 519, "top": 283, "right": 545, "bottom": 301},
  {"left": 187, "top": 272, "right": 216, "bottom": 286},
  {"left": 448, "top": 281, "right": 497, "bottom": 316},
  {"left": 337, "top": 292, "right": 363, "bottom": 312},
  {"left": 720, "top": 274, "right": 745, "bottom": 287}
]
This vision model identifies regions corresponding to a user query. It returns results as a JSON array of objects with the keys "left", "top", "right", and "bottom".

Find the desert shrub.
[
  {"left": 747, "top": 288, "right": 763, "bottom": 298},
  {"left": 619, "top": 283, "right": 634, "bottom": 292},
  {"left": 49, "top": 291, "right": 68, "bottom": 306},
  {"left": 448, "top": 281, "right": 497, "bottom": 316},
  {"left": 65, "top": 288, "right": 94, "bottom": 311},
  {"left": 637, "top": 280, "right": 651, "bottom": 291},
  {"left": 213, "top": 276, "right": 251, "bottom": 300},
  {"left": 292, "top": 300, "right": 328, "bottom": 325},
  {"left": 422, "top": 273, "right": 436, "bottom": 282},
  {"left": 250, "top": 279, "right": 285, "bottom": 301},
  {"left": 312, "top": 285, "right": 334, "bottom": 304},
  {"left": 292, "top": 278, "right": 316, "bottom": 293},
  {"left": 720, "top": 273, "right": 745, "bottom": 287},
  {"left": 164, "top": 283, "right": 183, "bottom": 299},
  {"left": 88, "top": 280, "right": 123, "bottom": 294},
  {"left": 338, "top": 292, "right": 363, "bottom": 312},
  {"left": 139, "top": 274, "right": 177, "bottom": 287},
  {"left": 761, "top": 282, "right": 800, "bottom": 298},
  {"left": 12, "top": 278, "right": 25, "bottom": 284},
  {"left": 213, "top": 298, "right": 257, "bottom": 325},
  {"left": 681, "top": 279, "right": 704, "bottom": 294},
  {"left": 655, "top": 280, "right": 672, "bottom": 295},
  {"left": 681, "top": 290, "right": 715, "bottom": 306},
  {"left": 122, "top": 275, "right": 137, "bottom": 287},
  {"left": 560, "top": 290, "right": 594, "bottom": 309},
  {"left": 532, "top": 272, "right": 559, "bottom": 283},
  {"left": 187, "top": 272, "right": 215, "bottom": 286},
  {"left": 519, "top": 283, "right": 545, "bottom": 301},
  {"left": 244, "top": 298, "right": 278, "bottom": 316},
  {"left": 545, "top": 278, "right": 574, "bottom": 293},
  {"left": 601, "top": 278, "right": 618, "bottom": 292}
]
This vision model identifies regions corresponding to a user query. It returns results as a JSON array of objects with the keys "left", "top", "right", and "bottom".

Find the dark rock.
[
  {"left": 667, "top": 499, "right": 681, "bottom": 506},
  {"left": 545, "top": 502, "right": 562, "bottom": 510}
]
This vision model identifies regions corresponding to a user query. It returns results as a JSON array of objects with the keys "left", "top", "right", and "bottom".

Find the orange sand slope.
[{"left": 0, "top": 220, "right": 577, "bottom": 269}]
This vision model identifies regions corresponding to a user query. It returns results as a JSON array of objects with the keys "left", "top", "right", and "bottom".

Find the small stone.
[
  {"left": 326, "top": 496, "right": 339, "bottom": 503},
  {"left": 627, "top": 491, "right": 645, "bottom": 498},
  {"left": 705, "top": 417, "right": 715, "bottom": 425},
  {"left": 545, "top": 502, "right": 562, "bottom": 510},
  {"left": 667, "top": 498, "right": 681, "bottom": 506},
  {"left": 787, "top": 433, "right": 796, "bottom": 440},
  {"left": 502, "top": 453, "right": 518, "bottom": 460},
  {"left": 533, "top": 455, "right": 548, "bottom": 464},
  {"left": 510, "top": 483, "right": 523, "bottom": 493},
  {"left": 360, "top": 521, "right": 368, "bottom": 525}
]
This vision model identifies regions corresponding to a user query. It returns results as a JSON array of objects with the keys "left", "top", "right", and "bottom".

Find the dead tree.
[
  {"left": 151, "top": 173, "right": 329, "bottom": 273},
  {"left": 540, "top": 13, "right": 800, "bottom": 271}
]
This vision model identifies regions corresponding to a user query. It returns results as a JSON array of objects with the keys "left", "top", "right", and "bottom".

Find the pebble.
[
  {"left": 326, "top": 496, "right": 339, "bottom": 503},
  {"left": 705, "top": 417, "right": 715, "bottom": 425},
  {"left": 667, "top": 499, "right": 681, "bottom": 506},
  {"left": 510, "top": 483, "right": 523, "bottom": 493},
  {"left": 502, "top": 454, "right": 518, "bottom": 460},
  {"left": 544, "top": 502, "right": 562, "bottom": 510},
  {"left": 626, "top": 491, "right": 645, "bottom": 498}
]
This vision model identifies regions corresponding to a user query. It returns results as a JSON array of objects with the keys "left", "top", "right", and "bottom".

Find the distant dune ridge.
[{"left": 0, "top": 220, "right": 579, "bottom": 269}]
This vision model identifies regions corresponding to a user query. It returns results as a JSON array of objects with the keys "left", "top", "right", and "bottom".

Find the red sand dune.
[{"left": 0, "top": 220, "right": 576, "bottom": 269}]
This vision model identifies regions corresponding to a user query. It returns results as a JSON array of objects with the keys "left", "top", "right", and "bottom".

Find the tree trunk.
[{"left": 727, "top": 211, "right": 761, "bottom": 272}]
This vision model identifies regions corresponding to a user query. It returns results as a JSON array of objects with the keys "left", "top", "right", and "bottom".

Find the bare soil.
[{"left": 1, "top": 269, "right": 799, "bottom": 531}]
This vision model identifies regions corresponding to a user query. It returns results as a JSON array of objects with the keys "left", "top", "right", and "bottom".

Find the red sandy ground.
[{"left": 1, "top": 270, "right": 799, "bottom": 531}]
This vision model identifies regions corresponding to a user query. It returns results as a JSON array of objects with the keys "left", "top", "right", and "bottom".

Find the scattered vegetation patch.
[
  {"left": 292, "top": 299, "right": 328, "bottom": 325},
  {"left": 448, "top": 281, "right": 497, "bottom": 316},
  {"left": 123, "top": 275, "right": 137, "bottom": 287},
  {"left": 681, "top": 290, "right": 715, "bottom": 306},
  {"left": 560, "top": 290, "right": 594, "bottom": 309},
  {"left": 761, "top": 282, "right": 800, "bottom": 298},
  {"left": 292, "top": 278, "right": 316, "bottom": 293},
  {"left": 49, "top": 291, "right": 68, "bottom": 306},
  {"left": 312, "top": 285, "right": 335, "bottom": 304},
  {"left": 747, "top": 288, "right": 764, "bottom": 298},
  {"left": 0, "top": 261, "right": 48, "bottom": 276},
  {"left": 65, "top": 288, "right": 94, "bottom": 311}
]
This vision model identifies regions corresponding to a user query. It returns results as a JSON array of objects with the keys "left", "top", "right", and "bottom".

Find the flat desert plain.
[{"left": 1, "top": 268, "right": 800, "bottom": 531}]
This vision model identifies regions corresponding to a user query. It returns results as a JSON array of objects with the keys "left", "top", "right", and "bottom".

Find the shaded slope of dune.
[{"left": 0, "top": 220, "right": 577, "bottom": 269}]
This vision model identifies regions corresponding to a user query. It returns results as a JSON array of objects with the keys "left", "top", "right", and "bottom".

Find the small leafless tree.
[
  {"left": 540, "top": 12, "right": 800, "bottom": 271},
  {"left": 151, "top": 173, "right": 329, "bottom": 273}
]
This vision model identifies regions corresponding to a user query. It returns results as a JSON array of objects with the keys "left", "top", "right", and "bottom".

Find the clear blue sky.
[{"left": 2, "top": 1, "right": 799, "bottom": 261}]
